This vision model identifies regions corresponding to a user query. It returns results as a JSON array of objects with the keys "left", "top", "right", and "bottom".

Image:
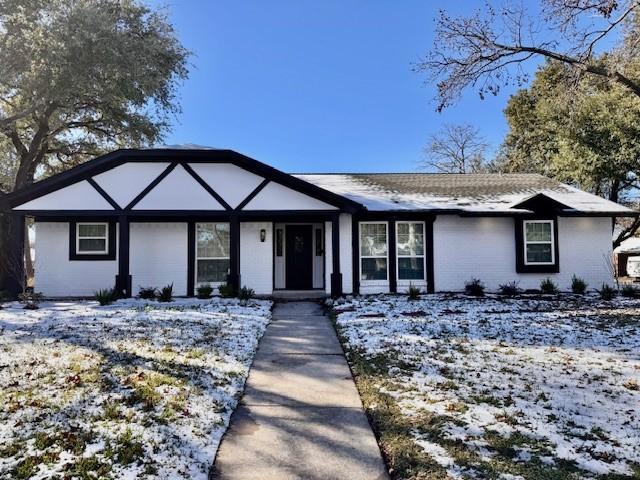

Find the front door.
[{"left": 285, "top": 225, "right": 313, "bottom": 289}]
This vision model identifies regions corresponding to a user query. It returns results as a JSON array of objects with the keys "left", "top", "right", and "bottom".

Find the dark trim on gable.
[
  {"left": 125, "top": 162, "right": 177, "bottom": 210},
  {"left": 235, "top": 179, "right": 270, "bottom": 211},
  {"left": 69, "top": 219, "right": 117, "bottom": 261},
  {"left": 515, "top": 216, "right": 560, "bottom": 274},
  {"left": 181, "top": 162, "right": 232, "bottom": 211},
  {"left": 87, "top": 178, "right": 122, "bottom": 210},
  {"left": 511, "top": 193, "right": 570, "bottom": 212}
]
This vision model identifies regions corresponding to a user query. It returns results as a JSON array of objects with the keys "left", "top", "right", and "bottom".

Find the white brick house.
[{"left": 0, "top": 148, "right": 633, "bottom": 297}]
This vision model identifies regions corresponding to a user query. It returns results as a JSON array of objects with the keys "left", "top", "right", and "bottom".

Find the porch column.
[
  {"left": 330, "top": 214, "right": 342, "bottom": 297},
  {"left": 116, "top": 215, "right": 131, "bottom": 297},
  {"left": 0, "top": 212, "right": 25, "bottom": 297},
  {"left": 228, "top": 216, "right": 240, "bottom": 291}
]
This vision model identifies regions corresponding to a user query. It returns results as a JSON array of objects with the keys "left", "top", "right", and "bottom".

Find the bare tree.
[
  {"left": 417, "top": 0, "right": 640, "bottom": 111},
  {"left": 422, "top": 124, "right": 488, "bottom": 173}
]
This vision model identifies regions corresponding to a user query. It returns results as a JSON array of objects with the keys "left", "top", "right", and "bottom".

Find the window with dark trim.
[
  {"left": 515, "top": 217, "right": 559, "bottom": 273},
  {"left": 360, "top": 222, "right": 388, "bottom": 281},
  {"left": 69, "top": 221, "right": 116, "bottom": 261},
  {"left": 195, "top": 223, "right": 230, "bottom": 286},
  {"left": 396, "top": 221, "right": 425, "bottom": 280}
]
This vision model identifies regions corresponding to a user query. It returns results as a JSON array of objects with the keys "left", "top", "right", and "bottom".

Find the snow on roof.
[
  {"left": 293, "top": 173, "right": 634, "bottom": 214},
  {"left": 614, "top": 236, "right": 640, "bottom": 254}
]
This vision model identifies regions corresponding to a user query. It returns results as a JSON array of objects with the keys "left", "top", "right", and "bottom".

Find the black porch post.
[
  {"left": 0, "top": 212, "right": 25, "bottom": 297},
  {"left": 331, "top": 214, "right": 342, "bottom": 297},
  {"left": 228, "top": 216, "right": 240, "bottom": 291},
  {"left": 388, "top": 220, "right": 397, "bottom": 294},
  {"left": 116, "top": 215, "right": 131, "bottom": 297}
]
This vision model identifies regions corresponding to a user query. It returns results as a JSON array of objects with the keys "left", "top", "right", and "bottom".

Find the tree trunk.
[{"left": 24, "top": 220, "right": 34, "bottom": 284}]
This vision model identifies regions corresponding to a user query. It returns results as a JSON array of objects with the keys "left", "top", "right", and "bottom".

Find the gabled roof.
[{"left": 294, "top": 173, "right": 635, "bottom": 215}]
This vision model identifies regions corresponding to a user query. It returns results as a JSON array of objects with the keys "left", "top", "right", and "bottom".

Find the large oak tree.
[{"left": 0, "top": 0, "right": 189, "bottom": 293}]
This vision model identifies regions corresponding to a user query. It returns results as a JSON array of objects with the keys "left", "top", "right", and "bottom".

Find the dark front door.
[{"left": 285, "top": 225, "right": 313, "bottom": 289}]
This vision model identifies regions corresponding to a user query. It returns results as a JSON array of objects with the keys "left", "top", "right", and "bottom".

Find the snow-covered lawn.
[
  {"left": 0, "top": 297, "right": 271, "bottom": 479},
  {"left": 332, "top": 294, "right": 640, "bottom": 479}
]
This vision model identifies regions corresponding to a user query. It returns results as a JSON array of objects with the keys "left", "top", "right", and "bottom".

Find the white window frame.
[
  {"left": 359, "top": 221, "right": 389, "bottom": 283},
  {"left": 523, "top": 220, "right": 555, "bottom": 265},
  {"left": 396, "top": 221, "right": 426, "bottom": 282},
  {"left": 76, "top": 222, "right": 109, "bottom": 255},
  {"left": 195, "top": 222, "right": 231, "bottom": 287}
]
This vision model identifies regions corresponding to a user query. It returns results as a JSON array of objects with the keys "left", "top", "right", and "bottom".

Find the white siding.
[
  {"left": 92, "top": 162, "right": 169, "bottom": 208},
  {"left": 243, "top": 182, "right": 338, "bottom": 211},
  {"left": 130, "top": 223, "right": 188, "bottom": 296},
  {"left": 189, "top": 163, "right": 264, "bottom": 209},
  {"left": 15, "top": 181, "right": 114, "bottom": 211},
  {"left": 240, "top": 222, "right": 273, "bottom": 295},
  {"left": 433, "top": 215, "right": 613, "bottom": 291},
  {"left": 34, "top": 222, "right": 118, "bottom": 297}
]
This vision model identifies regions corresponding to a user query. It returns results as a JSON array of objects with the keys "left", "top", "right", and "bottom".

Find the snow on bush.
[
  {"left": 335, "top": 294, "right": 640, "bottom": 478},
  {"left": 0, "top": 297, "right": 271, "bottom": 479}
]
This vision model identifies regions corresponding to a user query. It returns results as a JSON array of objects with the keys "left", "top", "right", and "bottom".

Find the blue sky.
[{"left": 153, "top": 1, "right": 540, "bottom": 173}]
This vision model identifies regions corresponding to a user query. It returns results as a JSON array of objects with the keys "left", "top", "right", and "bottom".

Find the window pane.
[
  {"left": 398, "top": 257, "right": 424, "bottom": 280},
  {"left": 197, "top": 223, "right": 230, "bottom": 258},
  {"left": 361, "top": 258, "right": 387, "bottom": 280},
  {"left": 360, "top": 223, "right": 387, "bottom": 256},
  {"left": 526, "top": 244, "right": 552, "bottom": 263},
  {"left": 197, "top": 259, "right": 230, "bottom": 283},
  {"left": 397, "top": 223, "right": 424, "bottom": 256},
  {"left": 78, "top": 224, "right": 106, "bottom": 237},
  {"left": 525, "top": 222, "right": 551, "bottom": 242},
  {"left": 78, "top": 238, "right": 106, "bottom": 252}
]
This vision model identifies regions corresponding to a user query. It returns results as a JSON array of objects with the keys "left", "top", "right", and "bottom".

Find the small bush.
[
  {"left": 407, "top": 283, "right": 422, "bottom": 301},
  {"left": 196, "top": 284, "right": 214, "bottom": 299},
  {"left": 539, "top": 278, "right": 559, "bottom": 295},
  {"left": 18, "top": 291, "right": 44, "bottom": 310},
  {"left": 498, "top": 281, "right": 520, "bottom": 296},
  {"left": 621, "top": 284, "right": 638, "bottom": 298},
  {"left": 138, "top": 287, "right": 157, "bottom": 300},
  {"left": 218, "top": 283, "right": 236, "bottom": 298},
  {"left": 95, "top": 288, "right": 117, "bottom": 306},
  {"left": 598, "top": 283, "right": 617, "bottom": 300},
  {"left": 238, "top": 286, "right": 255, "bottom": 301},
  {"left": 571, "top": 275, "right": 588, "bottom": 295},
  {"left": 464, "top": 278, "right": 485, "bottom": 296},
  {"left": 156, "top": 283, "right": 173, "bottom": 302}
]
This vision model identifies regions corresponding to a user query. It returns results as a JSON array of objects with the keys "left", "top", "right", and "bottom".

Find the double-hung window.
[
  {"left": 196, "top": 223, "right": 230, "bottom": 285},
  {"left": 523, "top": 220, "right": 555, "bottom": 265},
  {"left": 360, "top": 222, "right": 388, "bottom": 281},
  {"left": 396, "top": 222, "right": 425, "bottom": 280},
  {"left": 76, "top": 223, "right": 109, "bottom": 254}
]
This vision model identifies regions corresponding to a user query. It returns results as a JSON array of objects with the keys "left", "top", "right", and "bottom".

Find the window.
[
  {"left": 77, "top": 223, "right": 109, "bottom": 254},
  {"left": 360, "top": 222, "right": 388, "bottom": 281},
  {"left": 196, "top": 223, "right": 230, "bottom": 285},
  {"left": 396, "top": 222, "right": 425, "bottom": 280},
  {"left": 524, "top": 220, "right": 554, "bottom": 265}
]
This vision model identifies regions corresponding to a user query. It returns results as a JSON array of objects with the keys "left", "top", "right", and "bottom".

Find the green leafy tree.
[
  {"left": 0, "top": 0, "right": 190, "bottom": 292},
  {"left": 494, "top": 60, "right": 640, "bottom": 246}
]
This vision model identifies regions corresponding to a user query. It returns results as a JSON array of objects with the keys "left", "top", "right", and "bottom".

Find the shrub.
[
  {"left": 238, "top": 286, "right": 255, "bottom": 301},
  {"left": 407, "top": 283, "right": 422, "bottom": 301},
  {"left": 540, "top": 278, "right": 559, "bottom": 295},
  {"left": 18, "top": 291, "right": 44, "bottom": 310},
  {"left": 218, "top": 283, "right": 236, "bottom": 298},
  {"left": 138, "top": 287, "right": 157, "bottom": 300},
  {"left": 621, "top": 284, "right": 639, "bottom": 298},
  {"left": 598, "top": 283, "right": 617, "bottom": 300},
  {"left": 498, "top": 281, "right": 520, "bottom": 296},
  {"left": 95, "top": 288, "right": 117, "bottom": 306},
  {"left": 571, "top": 275, "right": 588, "bottom": 295},
  {"left": 196, "top": 284, "right": 214, "bottom": 299},
  {"left": 156, "top": 283, "right": 173, "bottom": 302},
  {"left": 464, "top": 278, "right": 485, "bottom": 296}
]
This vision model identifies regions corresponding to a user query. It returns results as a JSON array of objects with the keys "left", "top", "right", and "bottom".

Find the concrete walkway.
[{"left": 212, "top": 302, "right": 389, "bottom": 480}]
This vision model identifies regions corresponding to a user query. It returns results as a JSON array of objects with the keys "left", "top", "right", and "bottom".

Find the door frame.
[{"left": 273, "top": 221, "right": 325, "bottom": 291}]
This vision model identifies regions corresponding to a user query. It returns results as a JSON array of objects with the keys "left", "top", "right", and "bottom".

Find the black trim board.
[
  {"left": 187, "top": 222, "right": 196, "bottom": 297},
  {"left": 125, "top": 162, "right": 177, "bottom": 210},
  {"left": 235, "top": 179, "right": 270, "bottom": 211},
  {"left": 181, "top": 162, "right": 232, "bottom": 211},
  {"left": 69, "top": 220, "right": 117, "bottom": 261},
  {"left": 87, "top": 178, "right": 122, "bottom": 210},
  {"left": 515, "top": 216, "right": 560, "bottom": 274}
]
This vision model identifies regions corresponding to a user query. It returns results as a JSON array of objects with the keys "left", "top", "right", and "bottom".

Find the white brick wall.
[
  {"left": 130, "top": 223, "right": 188, "bottom": 296},
  {"left": 433, "top": 215, "right": 614, "bottom": 291},
  {"left": 34, "top": 222, "right": 118, "bottom": 297},
  {"left": 240, "top": 222, "right": 273, "bottom": 295}
]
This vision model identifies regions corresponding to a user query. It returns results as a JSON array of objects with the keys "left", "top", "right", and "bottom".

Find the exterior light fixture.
[{"left": 260, "top": 229, "right": 266, "bottom": 242}]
